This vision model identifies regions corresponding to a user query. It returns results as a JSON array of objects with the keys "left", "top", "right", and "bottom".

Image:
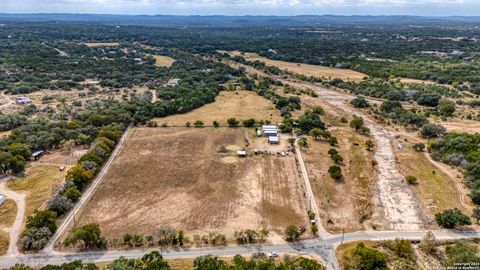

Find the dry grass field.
[
  {"left": 83, "top": 42, "right": 120, "bottom": 47},
  {"left": 150, "top": 54, "right": 175, "bottom": 67},
  {"left": 7, "top": 164, "right": 64, "bottom": 217},
  {"left": 0, "top": 199, "right": 17, "bottom": 228},
  {"left": 0, "top": 230, "right": 8, "bottom": 256},
  {"left": 229, "top": 51, "right": 367, "bottom": 82},
  {"left": 301, "top": 127, "right": 385, "bottom": 233},
  {"left": 76, "top": 127, "right": 308, "bottom": 240},
  {"left": 392, "top": 138, "right": 469, "bottom": 223},
  {"left": 155, "top": 90, "right": 282, "bottom": 126}
]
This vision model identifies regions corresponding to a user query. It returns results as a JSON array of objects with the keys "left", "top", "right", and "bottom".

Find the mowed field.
[
  {"left": 150, "top": 54, "right": 175, "bottom": 67},
  {"left": 155, "top": 90, "right": 282, "bottom": 126},
  {"left": 77, "top": 127, "right": 308, "bottom": 240},
  {"left": 229, "top": 51, "right": 367, "bottom": 82}
]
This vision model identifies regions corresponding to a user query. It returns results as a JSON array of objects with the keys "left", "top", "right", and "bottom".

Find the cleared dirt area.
[
  {"left": 229, "top": 51, "right": 367, "bottom": 82},
  {"left": 76, "top": 127, "right": 308, "bottom": 240},
  {"left": 302, "top": 128, "right": 386, "bottom": 233},
  {"left": 83, "top": 42, "right": 120, "bottom": 47},
  {"left": 155, "top": 90, "right": 282, "bottom": 126},
  {"left": 0, "top": 199, "right": 17, "bottom": 228},
  {"left": 7, "top": 164, "right": 65, "bottom": 217},
  {"left": 0, "top": 231, "right": 8, "bottom": 256},
  {"left": 150, "top": 54, "right": 175, "bottom": 67},
  {"left": 437, "top": 119, "right": 480, "bottom": 133}
]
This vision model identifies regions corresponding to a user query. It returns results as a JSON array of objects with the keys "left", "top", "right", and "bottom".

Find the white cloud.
[{"left": 1, "top": 0, "right": 479, "bottom": 15}]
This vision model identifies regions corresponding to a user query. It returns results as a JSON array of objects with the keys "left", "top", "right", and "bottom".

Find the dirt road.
[{"left": 0, "top": 178, "right": 26, "bottom": 257}]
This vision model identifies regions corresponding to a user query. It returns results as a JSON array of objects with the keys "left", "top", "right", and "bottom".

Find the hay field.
[
  {"left": 83, "top": 42, "right": 120, "bottom": 47},
  {"left": 0, "top": 231, "right": 8, "bottom": 256},
  {"left": 76, "top": 127, "right": 308, "bottom": 240},
  {"left": 155, "top": 91, "right": 282, "bottom": 126},
  {"left": 151, "top": 54, "right": 175, "bottom": 67},
  {"left": 0, "top": 199, "right": 17, "bottom": 228},
  {"left": 230, "top": 51, "right": 367, "bottom": 82},
  {"left": 7, "top": 164, "right": 64, "bottom": 217}
]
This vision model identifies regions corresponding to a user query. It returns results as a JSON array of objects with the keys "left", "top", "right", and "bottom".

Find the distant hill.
[{"left": 1, "top": 14, "right": 480, "bottom": 27}]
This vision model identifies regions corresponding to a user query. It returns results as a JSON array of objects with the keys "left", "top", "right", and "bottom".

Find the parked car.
[{"left": 268, "top": 251, "right": 279, "bottom": 258}]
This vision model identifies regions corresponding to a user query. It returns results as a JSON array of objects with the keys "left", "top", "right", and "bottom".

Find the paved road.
[{"left": 1, "top": 229, "right": 480, "bottom": 270}]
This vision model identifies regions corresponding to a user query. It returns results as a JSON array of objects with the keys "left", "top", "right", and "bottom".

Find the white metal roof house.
[
  {"left": 264, "top": 130, "right": 278, "bottom": 137},
  {"left": 237, "top": 150, "right": 247, "bottom": 157}
]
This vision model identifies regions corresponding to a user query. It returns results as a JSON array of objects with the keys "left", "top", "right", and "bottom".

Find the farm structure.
[
  {"left": 15, "top": 97, "right": 32, "bottom": 105},
  {"left": 73, "top": 127, "right": 309, "bottom": 240}
]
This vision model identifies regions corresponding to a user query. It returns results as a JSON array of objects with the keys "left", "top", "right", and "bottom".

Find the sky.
[{"left": 1, "top": 0, "right": 480, "bottom": 16}]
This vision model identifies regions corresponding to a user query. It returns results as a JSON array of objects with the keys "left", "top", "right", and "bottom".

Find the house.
[
  {"left": 237, "top": 150, "right": 247, "bottom": 157},
  {"left": 16, "top": 96, "right": 32, "bottom": 105},
  {"left": 268, "top": 136, "right": 279, "bottom": 144},
  {"left": 31, "top": 150, "right": 44, "bottom": 160},
  {"left": 0, "top": 195, "right": 4, "bottom": 206},
  {"left": 167, "top": 78, "right": 181, "bottom": 87}
]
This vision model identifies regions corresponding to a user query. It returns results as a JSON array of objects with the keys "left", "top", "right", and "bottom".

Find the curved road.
[{"left": 0, "top": 178, "right": 26, "bottom": 257}]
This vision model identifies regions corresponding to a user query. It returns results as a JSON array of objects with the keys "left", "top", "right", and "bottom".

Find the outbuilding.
[
  {"left": 264, "top": 130, "right": 278, "bottom": 137},
  {"left": 31, "top": 150, "right": 45, "bottom": 160},
  {"left": 237, "top": 150, "right": 247, "bottom": 157},
  {"left": 268, "top": 136, "right": 279, "bottom": 144},
  {"left": 0, "top": 195, "right": 4, "bottom": 206}
]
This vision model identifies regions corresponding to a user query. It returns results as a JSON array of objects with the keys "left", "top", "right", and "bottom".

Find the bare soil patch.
[
  {"left": 155, "top": 90, "right": 282, "bottom": 126},
  {"left": 0, "top": 199, "right": 17, "bottom": 228},
  {"left": 76, "top": 127, "right": 308, "bottom": 240}
]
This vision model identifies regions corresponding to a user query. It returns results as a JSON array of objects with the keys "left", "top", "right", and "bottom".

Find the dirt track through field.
[
  {"left": 287, "top": 81, "right": 423, "bottom": 230},
  {"left": 231, "top": 61, "right": 424, "bottom": 230}
]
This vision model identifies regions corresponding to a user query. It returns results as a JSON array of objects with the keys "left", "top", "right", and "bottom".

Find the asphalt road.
[{"left": 1, "top": 229, "right": 480, "bottom": 270}]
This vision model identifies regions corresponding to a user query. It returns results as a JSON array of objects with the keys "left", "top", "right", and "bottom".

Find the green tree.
[
  {"left": 420, "top": 123, "right": 446, "bottom": 139},
  {"left": 405, "top": 175, "right": 417, "bottom": 185},
  {"left": 26, "top": 210, "right": 57, "bottom": 233},
  {"left": 345, "top": 243, "right": 387, "bottom": 270},
  {"left": 213, "top": 121, "right": 220, "bottom": 128},
  {"left": 328, "top": 165, "right": 343, "bottom": 181},
  {"left": 227, "top": 118, "right": 239, "bottom": 127},
  {"left": 242, "top": 118, "right": 256, "bottom": 127},
  {"left": 473, "top": 207, "right": 480, "bottom": 224},
  {"left": 193, "top": 120, "right": 204, "bottom": 128},
  {"left": 64, "top": 223, "right": 106, "bottom": 250},
  {"left": 284, "top": 225, "right": 301, "bottom": 241},
  {"left": 350, "top": 116, "right": 365, "bottom": 131},
  {"left": 437, "top": 100, "right": 456, "bottom": 117},
  {"left": 7, "top": 143, "right": 32, "bottom": 159},
  {"left": 65, "top": 166, "right": 94, "bottom": 190},
  {"left": 435, "top": 208, "right": 471, "bottom": 229},
  {"left": 298, "top": 112, "right": 325, "bottom": 133},
  {"left": 351, "top": 96, "right": 370, "bottom": 108},
  {"left": 193, "top": 255, "right": 227, "bottom": 270}
]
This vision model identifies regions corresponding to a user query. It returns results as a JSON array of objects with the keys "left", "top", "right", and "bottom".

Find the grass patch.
[
  {"left": 155, "top": 90, "right": 282, "bottom": 126},
  {"left": 7, "top": 164, "right": 63, "bottom": 217},
  {"left": 261, "top": 200, "right": 303, "bottom": 229},
  {"left": 0, "top": 199, "right": 17, "bottom": 228},
  {"left": 151, "top": 54, "right": 175, "bottom": 67},
  {"left": 395, "top": 145, "right": 467, "bottom": 215},
  {"left": 0, "top": 230, "right": 9, "bottom": 256}
]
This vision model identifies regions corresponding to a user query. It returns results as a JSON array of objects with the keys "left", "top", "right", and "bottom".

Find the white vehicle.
[{"left": 268, "top": 251, "right": 279, "bottom": 257}]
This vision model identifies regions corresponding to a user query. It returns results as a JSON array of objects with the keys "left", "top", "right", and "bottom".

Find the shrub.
[
  {"left": 227, "top": 118, "right": 239, "bottom": 127},
  {"left": 328, "top": 165, "right": 343, "bottom": 181},
  {"left": 351, "top": 96, "right": 370, "bottom": 108},
  {"left": 242, "top": 118, "right": 256, "bottom": 127},
  {"left": 193, "top": 120, "right": 204, "bottom": 127},
  {"left": 213, "top": 120, "right": 220, "bottom": 127},
  {"left": 405, "top": 175, "right": 417, "bottom": 185},
  {"left": 420, "top": 123, "right": 446, "bottom": 139},
  {"left": 435, "top": 208, "right": 471, "bottom": 229},
  {"left": 284, "top": 225, "right": 301, "bottom": 241}
]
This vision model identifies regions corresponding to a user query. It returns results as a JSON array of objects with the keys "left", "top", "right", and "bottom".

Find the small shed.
[
  {"left": 237, "top": 150, "right": 247, "bottom": 157},
  {"left": 269, "top": 136, "right": 279, "bottom": 144},
  {"left": 0, "top": 195, "right": 4, "bottom": 206},
  {"left": 31, "top": 150, "right": 45, "bottom": 160},
  {"left": 16, "top": 97, "right": 32, "bottom": 105}
]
